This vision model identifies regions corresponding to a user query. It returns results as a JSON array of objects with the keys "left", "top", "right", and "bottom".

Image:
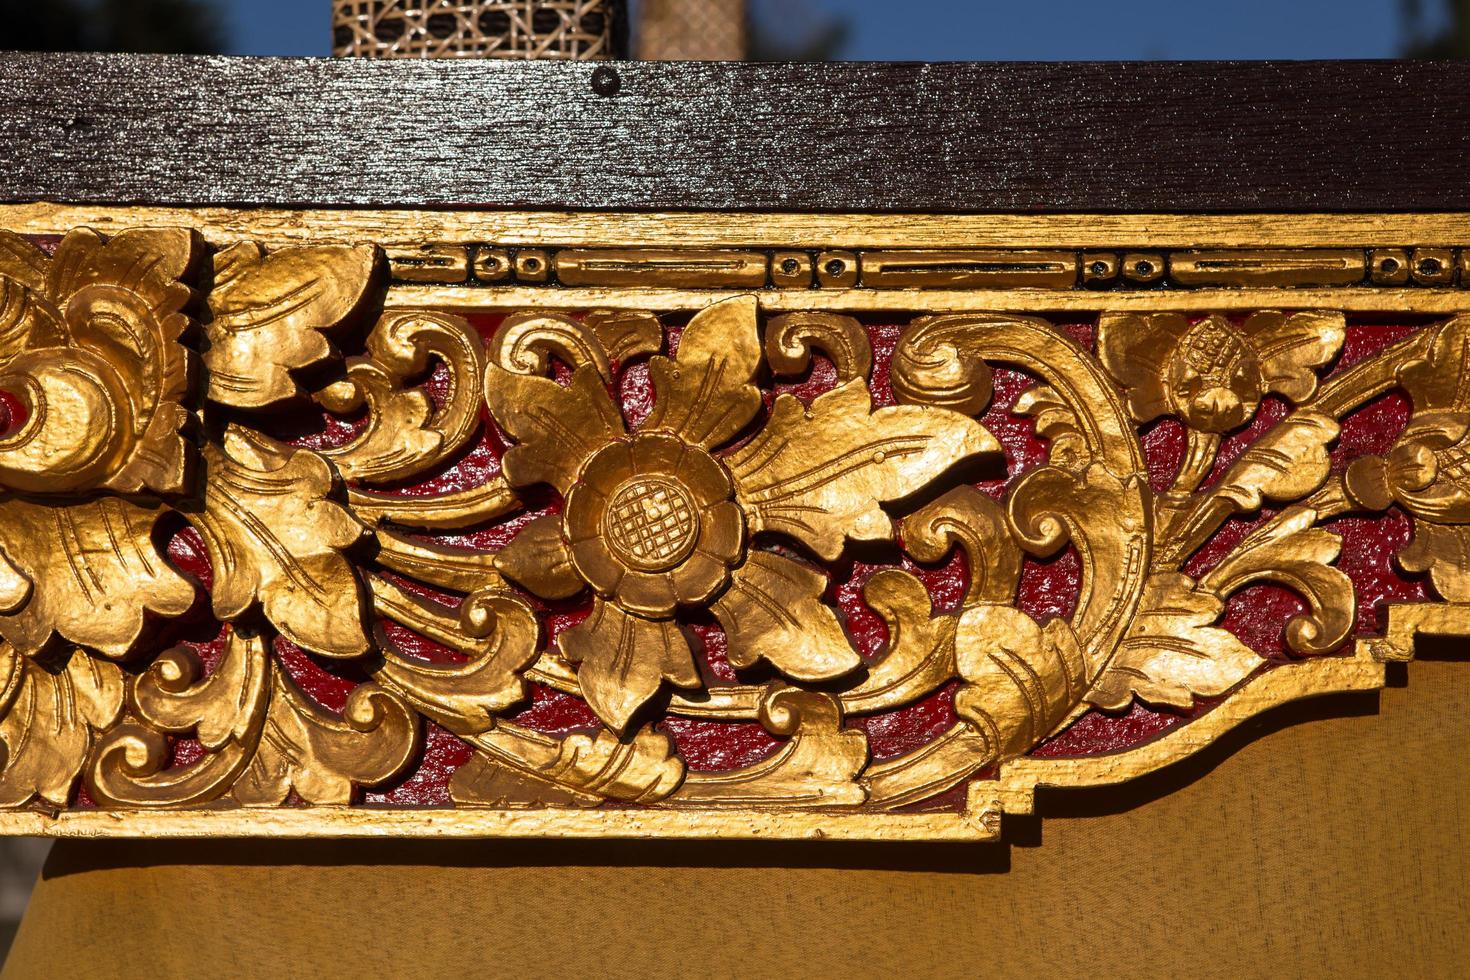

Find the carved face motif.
[
  {"left": 1164, "top": 316, "right": 1266, "bottom": 431},
  {"left": 1100, "top": 310, "right": 1345, "bottom": 434}
]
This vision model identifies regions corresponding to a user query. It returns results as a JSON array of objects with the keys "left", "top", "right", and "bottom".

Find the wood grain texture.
[{"left": 3, "top": 54, "right": 1470, "bottom": 212}]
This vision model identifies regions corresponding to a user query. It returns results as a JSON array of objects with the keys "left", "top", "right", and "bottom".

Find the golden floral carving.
[
  {"left": 204, "top": 241, "right": 377, "bottom": 408},
  {"left": 488, "top": 296, "right": 995, "bottom": 734},
  {"left": 0, "top": 648, "right": 123, "bottom": 807},
  {"left": 0, "top": 496, "right": 194, "bottom": 658},
  {"left": 1099, "top": 311, "right": 1345, "bottom": 432},
  {"left": 193, "top": 429, "right": 371, "bottom": 658},
  {"left": 0, "top": 213, "right": 1463, "bottom": 843}
]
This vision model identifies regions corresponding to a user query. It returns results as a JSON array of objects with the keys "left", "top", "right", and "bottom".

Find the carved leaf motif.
[
  {"left": 1395, "top": 314, "right": 1470, "bottom": 415},
  {"left": 1089, "top": 572, "right": 1264, "bottom": 711},
  {"left": 0, "top": 496, "right": 194, "bottom": 658},
  {"left": 557, "top": 599, "right": 699, "bottom": 736},
  {"left": 764, "top": 312, "right": 873, "bottom": 384},
  {"left": 204, "top": 242, "right": 378, "bottom": 408},
  {"left": 317, "top": 310, "right": 486, "bottom": 484},
  {"left": 464, "top": 721, "right": 685, "bottom": 805},
  {"left": 676, "top": 687, "right": 869, "bottom": 806},
  {"left": 0, "top": 228, "right": 199, "bottom": 494},
  {"left": 449, "top": 754, "right": 601, "bottom": 809},
  {"left": 86, "top": 629, "right": 271, "bottom": 808},
  {"left": 1243, "top": 310, "right": 1345, "bottom": 402},
  {"left": 369, "top": 577, "right": 539, "bottom": 736},
  {"left": 727, "top": 379, "right": 999, "bottom": 561},
  {"left": 583, "top": 309, "right": 663, "bottom": 364},
  {"left": 484, "top": 364, "right": 625, "bottom": 495},
  {"left": 840, "top": 570, "right": 958, "bottom": 716},
  {"left": 644, "top": 295, "right": 764, "bottom": 450},
  {"left": 952, "top": 606, "right": 1087, "bottom": 761},
  {"left": 0, "top": 649, "right": 124, "bottom": 807},
  {"left": 1401, "top": 522, "right": 1470, "bottom": 602},
  {"left": 1007, "top": 462, "right": 1152, "bottom": 673},
  {"left": 1097, "top": 312, "right": 1188, "bottom": 423},
  {"left": 1206, "top": 412, "right": 1340, "bottom": 512},
  {"left": 1199, "top": 506, "right": 1355, "bottom": 656},
  {"left": 232, "top": 664, "right": 420, "bottom": 806},
  {"left": 1015, "top": 384, "right": 1090, "bottom": 472},
  {"left": 889, "top": 313, "right": 999, "bottom": 416},
  {"left": 901, "top": 486, "right": 1021, "bottom": 606},
  {"left": 192, "top": 429, "right": 370, "bottom": 658},
  {"left": 713, "top": 550, "right": 861, "bottom": 682}
]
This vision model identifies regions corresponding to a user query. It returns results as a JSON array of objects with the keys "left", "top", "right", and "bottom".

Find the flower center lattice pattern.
[
  {"left": 1180, "top": 320, "right": 1249, "bottom": 382},
  {"left": 602, "top": 477, "right": 700, "bottom": 571}
]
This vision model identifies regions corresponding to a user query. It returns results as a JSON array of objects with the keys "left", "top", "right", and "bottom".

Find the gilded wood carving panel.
[{"left": 0, "top": 206, "right": 1464, "bottom": 842}]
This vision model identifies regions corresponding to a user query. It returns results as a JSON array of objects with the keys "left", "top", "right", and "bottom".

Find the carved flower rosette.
[{"left": 0, "top": 225, "right": 1455, "bottom": 837}]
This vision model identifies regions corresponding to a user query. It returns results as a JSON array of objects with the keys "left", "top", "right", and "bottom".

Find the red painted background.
[{"left": 144, "top": 315, "right": 1428, "bottom": 810}]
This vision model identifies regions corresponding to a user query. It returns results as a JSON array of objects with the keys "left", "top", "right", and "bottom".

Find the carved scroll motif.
[{"left": 0, "top": 219, "right": 1461, "bottom": 842}]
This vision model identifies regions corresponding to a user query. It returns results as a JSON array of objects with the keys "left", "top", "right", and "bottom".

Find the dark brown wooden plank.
[{"left": 1, "top": 53, "right": 1468, "bottom": 212}]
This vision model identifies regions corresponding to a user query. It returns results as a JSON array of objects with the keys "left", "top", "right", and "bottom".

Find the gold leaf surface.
[
  {"left": 727, "top": 379, "right": 999, "bottom": 561},
  {"left": 204, "top": 242, "right": 377, "bottom": 408},
  {"left": 1090, "top": 572, "right": 1264, "bottom": 711},
  {"left": 191, "top": 429, "right": 370, "bottom": 658},
  {"left": 0, "top": 496, "right": 193, "bottom": 658}
]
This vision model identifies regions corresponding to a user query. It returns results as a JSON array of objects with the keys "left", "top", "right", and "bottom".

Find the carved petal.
[
  {"left": 232, "top": 664, "right": 420, "bottom": 806},
  {"left": 0, "top": 232, "right": 48, "bottom": 298},
  {"left": 557, "top": 599, "right": 699, "bottom": 736},
  {"left": 1096, "top": 312, "right": 1191, "bottom": 423},
  {"left": 193, "top": 429, "right": 370, "bottom": 657},
  {"left": 493, "top": 514, "right": 584, "bottom": 600},
  {"left": 485, "top": 364, "right": 625, "bottom": 495},
  {"left": 0, "top": 650, "right": 124, "bottom": 807},
  {"left": 204, "top": 242, "right": 378, "bottom": 408},
  {"left": 713, "top": 550, "right": 861, "bottom": 681},
  {"left": 1397, "top": 314, "right": 1470, "bottom": 414},
  {"left": 1242, "top": 310, "right": 1346, "bottom": 402},
  {"left": 0, "top": 496, "right": 194, "bottom": 658},
  {"left": 728, "top": 380, "right": 999, "bottom": 561},
  {"left": 48, "top": 227, "right": 197, "bottom": 309},
  {"left": 644, "top": 295, "right": 763, "bottom": 450},
  {"left": 1090, "top": 572, "right": 1264, "bottom": 711}
]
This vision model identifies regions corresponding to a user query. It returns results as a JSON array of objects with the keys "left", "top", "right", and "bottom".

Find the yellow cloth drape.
[{"left": 5, "top": 659, "right": 1467, "bottom": 978}]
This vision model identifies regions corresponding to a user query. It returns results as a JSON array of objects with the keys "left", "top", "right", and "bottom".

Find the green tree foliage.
[
  {"left": 1401, "top": 0, "right": 1470, "bottom": 57},
  {"left": 1, "top": 0, "right": 224, "bottom": 54}
]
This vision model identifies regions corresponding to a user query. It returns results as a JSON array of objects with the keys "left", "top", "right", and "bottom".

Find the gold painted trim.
[
  {"left": 387, "top": 285, "right": 1470, "bottom": 314},
  {"left": 0, "top": 205, "right": 1464, "bottom": 843},
  {"left": 0, "top": 804, "right": 995, "bottom": 842},
  {"left": 3, "top": 204, "right": 1469, "bottom": 248}
]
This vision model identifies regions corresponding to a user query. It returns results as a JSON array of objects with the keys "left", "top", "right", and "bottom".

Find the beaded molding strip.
[{"left": 0, "top": 205, "right": 1463, "bottom": 842}]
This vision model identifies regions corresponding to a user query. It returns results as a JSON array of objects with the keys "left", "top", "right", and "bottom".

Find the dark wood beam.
[{"left": 1, "top": 53, "right": 1467, "bottom": 212}]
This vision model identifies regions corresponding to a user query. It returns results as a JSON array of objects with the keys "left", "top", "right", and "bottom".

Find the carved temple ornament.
[{"left": 0, "top": 204, "right": 1468, "bottom": 842}]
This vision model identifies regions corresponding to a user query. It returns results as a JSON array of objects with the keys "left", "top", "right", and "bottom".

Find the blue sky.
[{"left": 227, "top": 0, "right": 1426, "bottom": 59}]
